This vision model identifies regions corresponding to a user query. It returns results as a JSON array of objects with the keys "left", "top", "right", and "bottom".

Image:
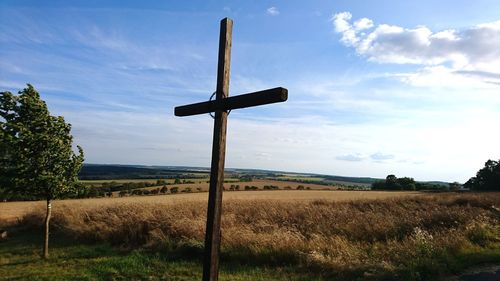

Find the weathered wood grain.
[
  {"left": 202, "top": 17, "right": 232, "bottom": 281},
  {"left": 174, "top": 87, "right": 288, "bottom": 117}
]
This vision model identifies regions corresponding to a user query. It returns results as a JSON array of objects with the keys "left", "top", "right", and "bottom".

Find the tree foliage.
[
  {"left": 464, "top": 159, "right": 500, "bottom": 191},
  {"left": 372, "top": 175, "right": 418, "bottom": 190},
  {"left": 0, "top": 84, "right": 84, "bottom": 257},
  {"left": 372, "top": 175, "right": 453, "bottom": 191},
  {"left": 1, "top": 85, "right": 84, "bottom": 200}
]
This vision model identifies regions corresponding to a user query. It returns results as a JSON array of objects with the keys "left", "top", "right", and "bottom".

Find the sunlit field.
[{"left": 1, "top": 192, "right": 499, "bottom": 280}]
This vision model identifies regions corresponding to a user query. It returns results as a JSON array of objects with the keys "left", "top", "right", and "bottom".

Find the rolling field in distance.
[
  {"left": 114, "top": 179, "right": 354, "bottom": 193},
  {"left": 80, "top": 177, "right": 240, "bottom": 185}
]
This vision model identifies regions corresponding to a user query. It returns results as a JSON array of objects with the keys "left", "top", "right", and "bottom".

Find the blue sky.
[{"left": 1, "top": 1, "right": 499, "bottom": 182}]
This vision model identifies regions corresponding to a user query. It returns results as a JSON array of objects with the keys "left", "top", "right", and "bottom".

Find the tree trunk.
[{"left": 43, "top": 199, "right": 52, "bottom": 259}]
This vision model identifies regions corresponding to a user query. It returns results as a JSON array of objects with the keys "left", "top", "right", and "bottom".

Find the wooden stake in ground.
[{"left": 174, "top": 17, "right": 287, "bottom": 281}]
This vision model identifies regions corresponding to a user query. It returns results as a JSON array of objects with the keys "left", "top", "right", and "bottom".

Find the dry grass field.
[
  {"left": 8, "top": 192, "right": 499, "bottom": 280},
  {"left": 0, "top": 189, "right": 422, "bottom": 225}
]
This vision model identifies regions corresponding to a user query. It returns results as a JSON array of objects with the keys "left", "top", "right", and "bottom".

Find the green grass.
[
  {"left": 3, "top": 193, "right": 500, "bottom": 280},
  {"left": 2, "top": 232, "right": 498, "bottom": 281},
  {"left": 0, "top": 232, "right": 320, "bottom": 281}
]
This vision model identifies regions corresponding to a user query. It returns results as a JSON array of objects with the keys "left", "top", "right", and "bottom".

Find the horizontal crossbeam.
[{"left": 174, "top": 87, "right": 288, "bottom": 117}]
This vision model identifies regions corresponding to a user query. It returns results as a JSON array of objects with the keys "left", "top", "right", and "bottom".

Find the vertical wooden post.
[{"left": 202, "top": 17, "right": 232, "bottom": 281}]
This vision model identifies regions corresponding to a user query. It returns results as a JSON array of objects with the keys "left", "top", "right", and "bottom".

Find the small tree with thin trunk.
[{"left": 0, "top": 85, "right": 84, "bottom": 259}]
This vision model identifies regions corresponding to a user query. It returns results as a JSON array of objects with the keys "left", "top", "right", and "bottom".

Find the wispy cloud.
[
  {"left": 370, "top": 152, "right": 395, "bottom": 162},
  {"left": 266, "top": 7, "right": 280, "bottom": 16},
  {"left": 336, "top": 153, "right": 364, "bottom": 162}
]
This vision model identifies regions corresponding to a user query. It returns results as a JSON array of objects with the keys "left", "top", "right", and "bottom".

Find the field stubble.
[{"left": 15, "top": 192, "right": 500, "bottom": 280}]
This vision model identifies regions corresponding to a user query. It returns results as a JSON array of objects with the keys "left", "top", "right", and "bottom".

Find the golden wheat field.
[
  {"left": 1, "top": 189, "right": 499, "bottom": 280},
  {"left": 0, "top": 189, "right": 422, "bottom": 224},
  {"left": 12, "top": 192, "right": 500, "bottom": 280}
]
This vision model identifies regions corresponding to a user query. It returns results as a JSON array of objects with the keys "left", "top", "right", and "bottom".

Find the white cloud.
[
  {"left": 398, "top": 65, "right": 500, "bottom": 89},
  {"left": 336, "top": 153, "right": 364, "bottom": 162},
  {"left": 267, "top": 7, "right": 280, "bottom": 16},
  {"left": 370, "top": 152, "right": 395, "bottom": 161},
  {"left": 332, "top": 12, "right": 500, "bottom": 87},
  {"left": 353, "top": 18, "right": 374, "bottom": 31},
  {"left": 332, "top": 12, "right": 358, "bottom": 46}
]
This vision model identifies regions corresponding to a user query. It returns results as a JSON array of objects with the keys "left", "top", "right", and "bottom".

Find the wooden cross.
[{"left": 174, "top": 18, "right": 287, "bottom": 281}]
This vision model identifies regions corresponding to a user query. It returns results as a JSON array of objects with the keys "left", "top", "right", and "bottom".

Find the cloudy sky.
[{"left": 1, "top": 1, "right": 499, "bottom": 182}]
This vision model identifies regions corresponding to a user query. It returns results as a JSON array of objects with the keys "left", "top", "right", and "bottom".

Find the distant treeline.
[
  {"left": 78, "top": 165, "right": 207, "bottom": 180},
  {"left": 0, "top": 179, "right": 195, "bottom": 201},
  {"left": 372, "top": 175, "right": 453, "bottom": 191},
  {"left": 83, "top": 179, "right": 197, "bottom": 196},
  {"left": 271, "top": 177, "right": 369, "bottom": 188},
  {"left": 322, "top": 175, "right": 378, "bottom": 184},
  {"left": 97, "top": 185, "right": 198, "bottom": 198}
]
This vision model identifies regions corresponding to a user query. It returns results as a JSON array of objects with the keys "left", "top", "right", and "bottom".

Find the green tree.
[
  {"left": 449, "top": 182, "right": 462, "bottom": 190},
  {"left": 371, "top": 180, "right": 386, "bottom": 190},
  {"left": 0, "top": 85, "right": 84, "bottom": 258},
  {"left": 397, "top": 177, "right": 416, "bottom": 190},
  {"left": 464, "top": 159, "right": 500, "bottom": 191},
  {"left": 371, "top": 175, "right": 416, "bottom": 190},
  {"left": 385, "top": 175, "right": 400, "bottom": 190}
]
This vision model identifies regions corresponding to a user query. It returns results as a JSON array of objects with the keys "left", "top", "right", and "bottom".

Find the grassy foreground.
[
  {"left": 0, "top": 231, "right": 316, "bottom": 281},
  {"left": 1, "top": 193, "right": 500, "bottom": 280}
]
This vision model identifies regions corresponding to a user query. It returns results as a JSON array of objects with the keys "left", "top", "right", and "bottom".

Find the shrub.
[
  {"left": 131, "top": 189, "right": 143, "bottom": 196},
  {"left": 465, "top": 221, "right": 497, "bottom": 246},
  {"left": 160, "top": 186, "right": 168, "bottom": 193},
  {"left": 156, "top": 179, "right": 167, "bottom": 186}
]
